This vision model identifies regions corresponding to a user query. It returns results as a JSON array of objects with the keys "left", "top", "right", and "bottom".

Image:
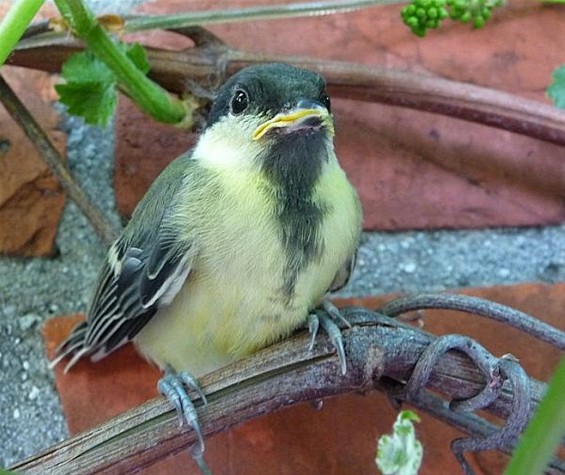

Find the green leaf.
[
  {"left": 55, "top": 50, "right": 118, "bottom": 125},
  {"left": 376, "top": 410, "right": 423, "bottom": 475},
  {"left": 125, "top": 43, "right": 150, "bottom": 74},
  {"left": 58, "top": 50, "right": 115, "bottom": 86},
  {"left": 55, "top": 42, "right": 150, "bottom": 126},
  {"left": 56, "top": 80, "right": 117, "bottom": 126},
  {"left": 547, "top": 65, "right": 565, "bottom": 109}
]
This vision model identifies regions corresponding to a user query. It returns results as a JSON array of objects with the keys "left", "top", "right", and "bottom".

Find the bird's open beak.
[{"left": 252, "top": 100, "right": 332, "bottom": 141}]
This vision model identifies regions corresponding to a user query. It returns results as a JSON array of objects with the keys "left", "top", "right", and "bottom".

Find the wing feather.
[
  {"left": 85, "top": 234, "right": 193, "bottom": 362},
  {"left": 54, "top": 171, "right": 199, "bottom": 369}
]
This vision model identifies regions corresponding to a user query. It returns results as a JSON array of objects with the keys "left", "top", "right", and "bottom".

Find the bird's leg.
[
  {"left": 158, "top": 366, "right": 211, "bottom": 474},
  {"left": 308, "top": 299, "right": 351, "bottom": 375}
]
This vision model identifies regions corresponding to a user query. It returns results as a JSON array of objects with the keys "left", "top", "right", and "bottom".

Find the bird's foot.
[
  {"left": 158, "top": 366, "right": 211, "bottom": 474},
  {"left": 308, "top": 299, "right": 351, "bottom": 375}
]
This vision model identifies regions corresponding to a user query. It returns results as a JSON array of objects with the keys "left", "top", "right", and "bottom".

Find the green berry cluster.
[
  {"left": 401, "top": 0, "right": 449, "bottom": 37},
  {"left": 447, "top": 0, "right": 501, "bottom": 28},
  {"left": 401, "top": 0, "right": 504, "bottom": 37}
]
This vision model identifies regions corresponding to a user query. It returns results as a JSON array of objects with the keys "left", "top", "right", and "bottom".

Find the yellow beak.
[{"left": 252, "top": 107, "right": 332, "bottom": 141}]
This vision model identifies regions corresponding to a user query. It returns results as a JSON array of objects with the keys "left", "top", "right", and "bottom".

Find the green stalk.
[
  {"left": 504, "top": 355, "right": 565, "bottom": 475},
  {"left": 53, "top": 0, "right": 73, "bottom": 24},
  {"left": 55, "top": 0, "right": 187, "bottom": 125},
  {"left": 0, "top": 0, "right": 44, "bottom": 66},
  {"left": 124, "top": 0, "right": 402, "bottom": 32}
]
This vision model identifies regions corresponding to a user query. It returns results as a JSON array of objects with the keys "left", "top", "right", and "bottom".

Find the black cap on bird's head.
[
  {"left": 206, "top": 63, "right": 333, "bottom": 141},
  {"left": 196, "top": 63, "right": 337, "bottom": 189}
]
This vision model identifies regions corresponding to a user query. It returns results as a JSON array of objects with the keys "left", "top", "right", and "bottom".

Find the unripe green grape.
[{"left": 401, "top": 0, "right": 450, "bottom": 36}]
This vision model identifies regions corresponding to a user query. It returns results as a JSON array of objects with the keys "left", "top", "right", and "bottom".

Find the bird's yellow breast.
[{"left": 135, "top": 160, "right": 361, "bottom": 377}]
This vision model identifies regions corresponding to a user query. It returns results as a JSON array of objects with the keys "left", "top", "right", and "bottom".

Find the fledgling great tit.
[{"left": 53, "top": 62, "right": 362, "bottom": 469}]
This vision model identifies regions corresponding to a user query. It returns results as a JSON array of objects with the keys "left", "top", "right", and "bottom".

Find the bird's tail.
[{"left": 49, "top": 321, "right": 90, "bottom": 373}]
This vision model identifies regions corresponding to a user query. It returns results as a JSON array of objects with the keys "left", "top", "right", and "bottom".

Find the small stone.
[
  {"left": 403, "top": 262, "right": 417, "bottom": 274},
  {"left": 22, "top": 361, "right": 30, "bottom": 371},
  {"left": 400, "top": 239, "right": 411, "bottom": 249},
  {"left": 3, "top": 304, "right": 16, "bottom": 317},
  {"left": 18, "top": 313, "right": 40, "bottom": 332},
  {"left": 13, "top": 408, "right": 20, "bottom": 419},
  {"left": 28, "top": 386, "right": 40, "bottom": 400},
  {"left": 498, "top": 268, "right": 511, "bottom": 278}
]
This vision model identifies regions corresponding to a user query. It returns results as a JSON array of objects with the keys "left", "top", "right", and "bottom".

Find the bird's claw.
[
  {"left": 308, "top": 300, "right": 349, "bottom": 375},
  {"left": 321, "top": 300, "right": 352, "bottom": 329},
  {"left": 190, "top": 442, "right": 213, "bottom": 475},
  {"left": 307, "top": 313, "right": 320, "bottom": 351},
  {"left": 158, "top": 367, "right": 211, "bottom": 474}
]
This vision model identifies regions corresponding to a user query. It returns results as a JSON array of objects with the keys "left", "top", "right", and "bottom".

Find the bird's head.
[{"left": 194, "top": 63, "right": 335, "bottom": 175}]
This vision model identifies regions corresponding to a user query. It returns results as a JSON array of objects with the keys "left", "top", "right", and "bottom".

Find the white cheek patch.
[{"left": 193, "top": 116, "right": 264, "bottom": 170}]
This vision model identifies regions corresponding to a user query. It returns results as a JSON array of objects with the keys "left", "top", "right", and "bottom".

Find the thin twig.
[
  {"left": 0, "top": 73, "right": 116, "bottom": 245},
  {"left": 10, "top": 308, "right": 563, "bottom": 474},
  {"left": 19, "top": 20, "right": 52, "bottom": 40},
  {"left": 378, "top": 293, "right": 565, "bottom": 350},
  {"left": 123, "top": 0, "right": 400, "bottom": 32}
]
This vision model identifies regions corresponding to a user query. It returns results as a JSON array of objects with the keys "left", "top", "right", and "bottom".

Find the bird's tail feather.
[{"left": 49, "top": 321, "right": 89, "bottom": 373}]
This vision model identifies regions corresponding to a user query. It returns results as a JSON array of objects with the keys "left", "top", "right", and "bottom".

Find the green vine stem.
[
  {"left": 0, "top": 0, "right": 44, "bottom": 66},
  {"left": 53, "top": 0, "right": 189, "bottom": 126},
  {"left": 504, "top": 355, "right": 565, "bottom": 475}
]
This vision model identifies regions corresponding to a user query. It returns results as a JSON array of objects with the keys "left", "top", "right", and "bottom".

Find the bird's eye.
[
  {"left": 319, "top": 91, "right": 331, "bottom": 112},
  {"left": 230, "top": 89, "right": 249, "bottom": 115}
]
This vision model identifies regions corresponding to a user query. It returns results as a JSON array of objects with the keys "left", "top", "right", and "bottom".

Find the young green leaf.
[
  {"left": 376, "top": 410, "right": 423, "bottom": 475},
  {"left": 55, "top": 42, "right": 150, "bottom": 126},
  {"left": 55, "top": 51, "right": 117, "bottom": 125},
  {"left": 547, "top": 65, "right": 565, "bottom": 109},
  {"left": 125, "top": 43, "right": 150, "bottom": 74}
]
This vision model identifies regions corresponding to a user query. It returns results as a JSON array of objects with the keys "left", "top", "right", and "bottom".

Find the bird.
[{"left": 52, "top": 62, "right": 363, "bottom": 472}]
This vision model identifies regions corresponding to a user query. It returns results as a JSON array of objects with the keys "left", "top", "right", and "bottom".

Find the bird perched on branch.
[{"left": 52, "top": 62, "right": 362, "bottom": 472}]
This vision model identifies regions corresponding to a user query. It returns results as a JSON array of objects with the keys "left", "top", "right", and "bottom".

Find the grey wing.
[
  {"left": 54, "top": 226, "right": 196, "bottom": 370},
  {"left": 328, "top": 251, "right": 357, "bottom": 293}
]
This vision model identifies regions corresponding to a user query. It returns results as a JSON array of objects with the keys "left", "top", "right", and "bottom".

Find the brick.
[{"left": 0, "top": 67, "right": 66, "bottom": 256}]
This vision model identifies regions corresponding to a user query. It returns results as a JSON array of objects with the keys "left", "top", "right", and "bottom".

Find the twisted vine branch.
[
  {"left": 9, "top": 28, "right": 565, "bottom": 146},
  {"left": 11, "top": 294, "right": 565, "bottom": 475},
  {"left": 379, "top": 293, "right": 565, "bottom": 350}
]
